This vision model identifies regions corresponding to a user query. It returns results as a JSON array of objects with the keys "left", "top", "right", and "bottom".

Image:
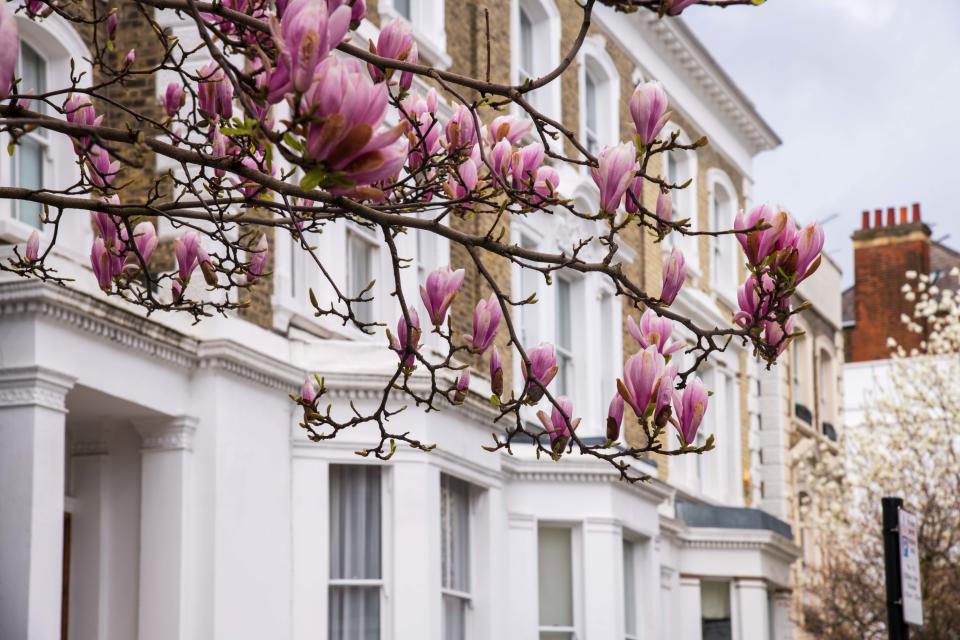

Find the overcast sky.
[{"left": 683, "top": 0, "right": 960, "bottom": 286}]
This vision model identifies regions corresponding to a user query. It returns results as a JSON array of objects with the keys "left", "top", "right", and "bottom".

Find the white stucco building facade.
[{"left": 0, "top": 4, "right": 820, "bottom": 640}]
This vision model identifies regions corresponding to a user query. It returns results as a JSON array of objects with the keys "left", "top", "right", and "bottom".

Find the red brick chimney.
[{"left": 847, "top": 203, "right": 930, "bottom": 362}]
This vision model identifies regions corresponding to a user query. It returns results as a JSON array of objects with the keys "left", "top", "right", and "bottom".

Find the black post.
[{"left": 882, "top": 496, "right": 909, "bottom": 640}]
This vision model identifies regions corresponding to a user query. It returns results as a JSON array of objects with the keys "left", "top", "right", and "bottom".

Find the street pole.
[{"left": 882, "top": 497, "right": 909, "bottom": 640}]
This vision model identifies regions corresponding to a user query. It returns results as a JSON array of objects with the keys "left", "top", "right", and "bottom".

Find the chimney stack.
[{"left": 847, "top": 203, "right": 931, "bottom": 363}]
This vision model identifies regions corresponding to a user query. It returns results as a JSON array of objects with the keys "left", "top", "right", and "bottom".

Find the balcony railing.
[{"left": 794, "top": 403, "right": 813, "bottom": 425}]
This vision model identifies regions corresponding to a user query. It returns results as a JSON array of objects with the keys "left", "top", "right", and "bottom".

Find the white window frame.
[
  {"left": 378, "top": 0, "right": 452, "bottom": 70},
  {"left": 660, "top": 124, "right": 699, "bottom": 277},
  {"left": 511, "top": 0, "right": 562, "bottom": 124},
  {"left": 345, "top": 224, "right": 380, "bottom": 327},
  {"left": 706, "top": 168, "right": 739, "bottom": 299},
  {"left": 536, "top": 523, "right": 583, "bottom": 640},
  {"left": 327, "top": 464, "right": 386, "bottom": 640},
  {"left": 577, "top": 36, "right": 620, "bottom": 157},
  {"left": 0, "top": 15, "right": 90, "bottom": 259},
  {"left": 440, "top": 474, "right": 474, "bottom": 639}
]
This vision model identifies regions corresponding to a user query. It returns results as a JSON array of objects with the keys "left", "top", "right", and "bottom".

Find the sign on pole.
[{"left": 898, "top": 509, "right": 923, "bottom": 627}]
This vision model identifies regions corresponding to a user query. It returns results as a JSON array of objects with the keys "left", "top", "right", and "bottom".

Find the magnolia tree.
[
  {"left": 798, "top": 271, "right": 960, "bottom": 638},
  {"left": 0, "top": 0, "right": 822, "bottom": 480}
]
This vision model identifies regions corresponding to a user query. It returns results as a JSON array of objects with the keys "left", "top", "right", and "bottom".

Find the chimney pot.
[
  {"left": 875, "top": 209, "right": 883, "bottom": 227},
  {"left": 900, "top": 206, "right": 908, "bottom": 224},
  {"left": 862, "top": 210, "right": 870, "bottom": 229},
  {"left": 887, "top": 207, "right": 896, "bottom": 226},
  {"left": 912, "top": 202, "right": 921, "bottom": 222}
]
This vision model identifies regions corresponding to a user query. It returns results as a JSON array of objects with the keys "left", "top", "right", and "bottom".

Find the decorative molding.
[
  {"left": 0, "top": 366, "right": 75, "bottom": 412},
  {"left": 136, "top": 416, "right": 197, "bottom": 452},
  {"left": 503, "top": 455, "right": 675, "bottom": 504}
]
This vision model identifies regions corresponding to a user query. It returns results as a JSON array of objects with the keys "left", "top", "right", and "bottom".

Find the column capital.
[
  {"left": 733, "top": 577, "right": 769, "bottom": 590},
  {"left": 0, "top": 366, "right": 76, "bottom": 412},
  {"left": 135, "top": 416, "right": 197, "bottom": 452}
]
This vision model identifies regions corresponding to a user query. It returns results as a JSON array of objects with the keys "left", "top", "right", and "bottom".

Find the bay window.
[{"left": 329, "top": 465, "right": 382, "bottom": 640}]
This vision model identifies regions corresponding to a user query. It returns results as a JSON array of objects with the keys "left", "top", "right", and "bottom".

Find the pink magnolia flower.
[
  {"left": 91, "top": 194, "right": 122, "bottom": 250},
  {"left": 656, "top": 191, "right": 672, "bottom": 225},
  {"left": 174, "top": 231, "right": 202, "bottom": 286},
  {"left": 673, "top": 376, "right": 708, "bottom": 445},
  {"left": 661, "top": 246, "right": 685, "bottom": 304},
  {"left": 794, "top": 223, "right": 824, "bottom": 282},
  {"left": 300, "top": 376, "right": 318, "bottom": 405},
  {"left": 301, "top": 56, "right": 408, "bottom": 188},
  {"left": 521, "top": 343, "right": 559, "bottom": 401},
  {"left": 629, "top": 81, "right": 670, "bottom": 147},
  {"left": 511, "top": 143, "right": 544, "bottom": 188},
  {"left": 368, "top": 19, "right": 417, "bottom": 88},
  {"left": 85, "top": 145, "right": 121, "bottom": 189},
  {"left": 734, "top": 204, "right": 789, "bottom": 267},
  {"left": 247, "top": 234, "right": 269, "bottom": 282},
  {"left": 197, "top": 62, "right": 234, "bottom": 121},
  {"left": 627, "top": 309, "right": 684, "bottom": 357},
  {"left": 467, "top": 294, "right": 502, "bottom": 353},
  {"left": 164, "top": 82, "right": 186, "bottom": 118},
  {"left": 25, "top": 230, "right": 40, "bottom": 262},
  {"left": 453, "top": 369, "right": 470, "bottom": 404},
  {"left": 665, "top": 0, "right": 700, "bottom": 16},
  {"left": 763, "top": 317, "right": 795, "bottom": 356},
  {"left": 267, "top": 0, "right": 351, "bottom": 101},
  {"left": 624, "top": 175, "right": 644, "bottom": 214},
  {"left": 490, "top": 138, "right": 513, "bottom": 180},
  {"left": 487, "top": 115, "right": 532, "bottom": 145},
  {"left": 328, "top": 0, "right": 366, "bottom": 24},
  {"left": 388, "top": 308, "right": 421, "bottom": 369},
  {"left": 0, "top": 4, "right": 15, "bottom": 101},
  {"left": 420, "top": 266, "right": 465, "bottom": 327},
  {"left": 489, "top": 347, "right": 504, "bottom": 398},
  {"left": 733, "top": 273, "right": 775, "bottom": 328},
  {"left": 591, "top": 142, "right": 639, "bottom": 213},
  {"left": 654, "top": 363, "right": 678, "bottom": 426},
  {"left": 606, "top": 393, "right": 624, "bottom": 444},
  {"left": 402, "top": 89, "right": 441, "bottom": 170},
  {"left": 129, "top": 221, "right": 158, "bottom": 267},
  {"left": 64, "top": 95, "right": 103, "bottom": 152},
  {"left": 618, "top": 345, "right": 665, "bottom": 418},
  {"left": 90, "top": 237, "right": 123, "bottom": 291},
  {"left": 444, "top": 106, "right": 477, "bottom": 153},
  {"left": 23, "top": 0, "right": 52, "bottom": 19},
  {"left": 123, "top": 49, "right": 136, "bottom": 68},
  {"left": 444, "top": 158, "right": 478, "bottom": 201},
  {"left": 531, "top": 166, "right": 559, "bottom": 205},
  {"left": 106, "top": 11, "right": 118, "bottom": 44},
  {"left": 536, "top": 396, "right": 580, "bottom": 455}
]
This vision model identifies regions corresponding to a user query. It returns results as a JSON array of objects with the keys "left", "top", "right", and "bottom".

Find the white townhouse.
[{"left": 0, "top": 2, "right": 829, "bottom": 640}]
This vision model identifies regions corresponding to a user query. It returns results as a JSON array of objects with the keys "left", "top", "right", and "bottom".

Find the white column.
[
  {"left": 390, "top": 461, "right": 441, "bottom": 639},
  {"left": 735, "top": 578, "right": 770, "bottom": 640},
  {"left": 291, "top": 453, "right": 329, "bottom": 640},
  {"left": 771, "top": 589, "right": 793, "bottom": 640},
  {"left": 136, "top": 416, "right": 196, "bottom": 640},
  {"left": 678, "top": 576, "right": 703, "bottom": 640},
  {"left": 0, "top": 366, "right": 74, "bottom": 640},
  {"left": 506, "top": 513, "right": 539, "bottom": 639},
  {"left": 582, "top": 519, "right": 621, "bottom": 638}
]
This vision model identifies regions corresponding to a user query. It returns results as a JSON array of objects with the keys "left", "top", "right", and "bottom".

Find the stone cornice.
[
  {"left": 135, "top": 415, "right": 198, "bottom": 451},
  {"left": 680, "top": 526, "right": 801, "bottom": 563},
  {"left": 502, "top": 455, "right": 675, "bottom": 504}
]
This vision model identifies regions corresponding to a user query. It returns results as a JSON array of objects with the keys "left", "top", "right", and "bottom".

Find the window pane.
[
  {"left": 393, "top": 0, "right": 411, "bottom": 19},
  {"left": 556, "top": 280, "right": 571, "bottom": 350},
  {"left": 329, "top": 586, "right": 380, "bottom": 640},
  {"left": 19, "top": 42, "right": 47, "bottom": 111},
  {"left": 585, "top": 72, "right": 598, "bottom": 152},
  {"left": 623, "top": 540, "right": 637, "bottom": 637},
  {"left": 540, "top": 634, "right": 574, "bottom": 640},
  {"left": 600, "top": 293, "right": 614, "bottom": 406},
  {"left": 538, "top": 527, "right": 573, "bottom": 628},
  {"left": 701, "top": 581, "right": 732, "bottom": 640},
  {"left": 347, "top": 233, "right": 373, "bottom": 324},
  {"left": 16, "top": 137, "right": 44, "bottom": 228},
  {"left": 520, "top": 8, "right": 534, "bottom": 80},
  {"left": 442, "top": 594, "right": 467, "bottom": 640},
  {"left": 330, "top": 465, "right": 381, "bottom": 580},
  {"left": 440, "top": 475, "right": 470, "bottom": 593}
]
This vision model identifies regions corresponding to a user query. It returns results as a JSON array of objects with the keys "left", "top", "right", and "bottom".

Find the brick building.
[{"left": 0, "top": 3, "right": 839, "bottom": 640}]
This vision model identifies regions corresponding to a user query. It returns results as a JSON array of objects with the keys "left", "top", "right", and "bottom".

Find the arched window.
[
  {"left": 661, "top": 125, "right": 698, "bottom": 268},
  {"left": 513, "top": 0, "right": 561, "bottom": 120},
  {"left": 577, "top": 37, "right": 620, "bottom": 156},
  {"left": 1, "top": 15, "right": 91, "bottom": 252},
  {"left": 707, "top": 169, "right": 738, "bottom": 293}
]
